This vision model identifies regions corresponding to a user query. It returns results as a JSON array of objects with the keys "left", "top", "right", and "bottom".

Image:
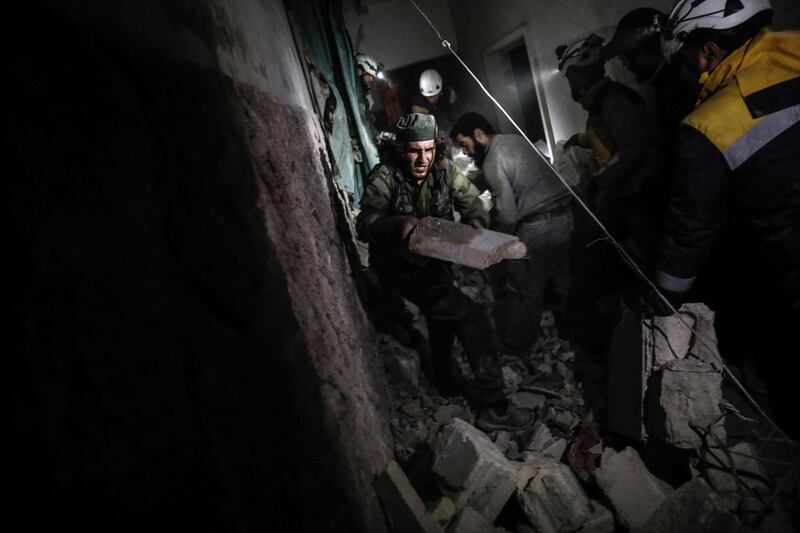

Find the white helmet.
[
  {"left": 419, "top": 69, "right": 443, "bottom": 97},
  {"left": 555, "top": 34, "right": 605, "bottom": 73},
  {"left": 661, "top": 0, "right": 772, "bottom": 59},
  {"left": 355, "top": 53, "right": 381, "bottom": 77}
]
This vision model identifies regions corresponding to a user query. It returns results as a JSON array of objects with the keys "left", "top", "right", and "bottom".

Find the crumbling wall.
[{"left": 11, "top": 1, "right": 391, "bottom": 531}]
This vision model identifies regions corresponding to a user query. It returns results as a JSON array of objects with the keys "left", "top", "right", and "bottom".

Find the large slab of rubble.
[
  {"left": 432, "top": 418, "right": 518, "bottom": 522},
  {"left": 608, "top": 303, "right": 725, "bottom": 443},
  {"left": 408, "top": 217, "right": 527, "bottom": 269},
  {"left": 516, "top": 461, "right": 613, "bottom": 533},
  {"left": 644, "top": 359, "right": 725, "bottom": 449},
  {"left": 594, "top": 447, "right": 674, "bottom": 530}
]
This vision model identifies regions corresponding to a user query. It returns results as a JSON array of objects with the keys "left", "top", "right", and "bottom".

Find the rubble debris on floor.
[{"left": 376, "top": 308, "right": 799, "bottom": 532}]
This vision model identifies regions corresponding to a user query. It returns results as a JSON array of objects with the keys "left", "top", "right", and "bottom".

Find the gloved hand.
[
  {"left": 370, "top": 215, "right": 418, "bottom": 243},
  {"left": 640, "top": 288, "right": 684, "bottom": 317}
]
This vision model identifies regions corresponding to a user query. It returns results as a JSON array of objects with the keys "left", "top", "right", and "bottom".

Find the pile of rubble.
[{"left": 374, "top": 304, "right": 798, "bottom": 533}]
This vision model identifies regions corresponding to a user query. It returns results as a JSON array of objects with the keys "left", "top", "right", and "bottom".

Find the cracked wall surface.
[{"left": 11, "top": 1, "right": 392, "bottom": 531}]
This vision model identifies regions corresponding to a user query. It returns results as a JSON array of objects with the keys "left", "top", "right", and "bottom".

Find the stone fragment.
[
  {"left": 432, "top": 419, "right": 518, "bottom": 522},
  {"left": 634, "top": 478, "right": 745, "bottom": 533},
  {"left": 594, "top": 447, "right": 673, "bottom": 531},
  {"left": 542, "top": 438, "right": 567, "bottom": 461},
  {"left": 373, "top": 461, "right": 442, "bottom": 533},
  {"left": 408, "top": 217, "right": 526, "bottom": 269},
  {"left": 516, "top": 462, "right": 593, "bottom": 533},
  {"left": 448, "top": 506, "right": 496, "bottom": 533},
  {"left": 428, "top": 497, "right": 457, "bottom": 529},
  {"left": 644, "top": 358, "right": 725, "bottom": 449},
  {"left": 508, "top": 391, "right": 546, "bottom": 411}
]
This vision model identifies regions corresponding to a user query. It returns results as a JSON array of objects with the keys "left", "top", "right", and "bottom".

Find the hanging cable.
[{"left": 407, "top": 0, "right": 796, "bottom": 449}]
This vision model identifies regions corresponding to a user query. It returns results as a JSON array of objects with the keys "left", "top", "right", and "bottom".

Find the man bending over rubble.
[{"left": 356, "top": 113, "right": 532, "bottom": 431}]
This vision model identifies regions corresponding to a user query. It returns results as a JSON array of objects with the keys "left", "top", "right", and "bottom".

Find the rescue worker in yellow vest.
[
  {"left": 556, "top": 34, "right": 661, "bottom": 355},
  {"left": 655, "top": 0, "right": 799, "bottom": 437},
  {"left": 356, "top": 113, "right": 533, "bottom": 430}
]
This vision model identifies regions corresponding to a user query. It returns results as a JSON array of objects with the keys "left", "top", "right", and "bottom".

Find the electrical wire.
[{"left": 407, "top": 0, "right": 797, "bottom": 450}]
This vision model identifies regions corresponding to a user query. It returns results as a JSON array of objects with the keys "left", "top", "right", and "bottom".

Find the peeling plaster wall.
[{"left": 12, "top": 1, "right": 391, "bottom": 531}]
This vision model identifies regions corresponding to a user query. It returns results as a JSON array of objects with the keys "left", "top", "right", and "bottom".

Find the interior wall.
[
  {"left": 12, "top": 1, "right": 392, "bottom": 531},
  {"left": 448, "top": 0, "right": 799, "bottom": 149},
  {"left": 344, "top": 0, "right": 458, "bottom": 70},
  {"left": 447, "top": 0, "right": 674, "bottom": 147}
]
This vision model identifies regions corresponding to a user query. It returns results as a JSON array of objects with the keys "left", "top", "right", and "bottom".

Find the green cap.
[{"left": 396, "top": 113, "right": 438, "bottom": 142}]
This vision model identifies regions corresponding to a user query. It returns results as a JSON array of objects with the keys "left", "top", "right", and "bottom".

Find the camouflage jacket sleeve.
[
  {"left": 447, "top": 160, "right": 489, "bottom": 226},
  {"left": 355, "top": 164, "right": 395, "bottom": 242}
]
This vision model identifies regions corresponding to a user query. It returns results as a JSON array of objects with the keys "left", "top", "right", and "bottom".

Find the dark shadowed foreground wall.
[{"left": 10, "top": 1, "right": 392, "bottom": 531}]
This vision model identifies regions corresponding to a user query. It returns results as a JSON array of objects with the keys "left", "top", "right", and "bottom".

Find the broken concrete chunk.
[
  {"left": 642, "top": 302, "right": 722, "bottom": 373},
  {"left": 408, "top": 217, "right": 527, "bottom": 270},
  {"left": 542, "top": 438, "right": 567, "bottom": 461},
  {"left": 576, "top": 501, "right": 615, "bottom": 533},
  {"left": 516, "top": 462, "right": 593, "bottom": 533},
  {"left": 594, "top": 447, "right": 673, "bottom": 531},
  {"left": 508, "top": 392, "right": 546, "bottom": 411},
  {"left": 502, "top": 365, "right": 524, "bottom": 393},
  {"left": 428, "top": 497, "right": 457, "bottom": 529},
  {"left": 644, "top": 358, "right": 725, "bottom": 449},
  {"left": 373, "top": 461, "right": 443, "bottom": 533},
  {"left": 448, "top": 506, "right": 496, "bottom": 533},
  {"left": 633, "top": 478, "right": 745, "bottom": 533},
  {"left": 432, "top": 419, "right": 518, "bottom": 522}
]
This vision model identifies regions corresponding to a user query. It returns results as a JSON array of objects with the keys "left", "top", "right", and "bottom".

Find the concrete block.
[
  {"left": 517, "top": 462, "right": 593, "bottom": 533},
  {"left": 408, "top": 217, "right": 526, "bottom": 270},
  {"left": 448, "top": 506, "right": 496, "bottom": 533},
  {"left": 633, "top": 478, "right": 745, "bottom": 533},
  {"left": 642, "top": 303, "right": 722, "bottom": 372},
  {"left": 644, "top": 359, "right": 725, "bottom": 449},
  {"left": 594, "top": 447, "right": 673, "bottom": 531},
  {"left": 608, "top": 303, "right": 722, "bottom": 443},
  {"left": 374, "top": 461, "right": 442, "bottom": 533},
  {"left": 432, "top": 419, "right": 518, "bottom": 522}
]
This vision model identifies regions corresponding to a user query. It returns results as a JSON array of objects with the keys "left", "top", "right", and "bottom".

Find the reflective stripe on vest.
[{"left": 724, "top": 104, "right": 800, "bottom": 170}]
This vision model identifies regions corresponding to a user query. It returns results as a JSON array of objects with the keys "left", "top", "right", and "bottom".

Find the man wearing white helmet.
[
  {"left": 355, "top": 52, "right": 383, "bottom": 136},
  {"left": 654, "top": 0, "right": 799, "bottom": 436},
  {"left": 556, "top": 34, "right": 661, "bottom": 355},
  {"left": 412, "top": 68, "right": 458, "bottom": 132}
]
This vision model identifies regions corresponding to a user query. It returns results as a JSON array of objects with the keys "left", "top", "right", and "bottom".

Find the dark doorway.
[{"left": 508, "top": 43, "right": 544, "bottom": 142}]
